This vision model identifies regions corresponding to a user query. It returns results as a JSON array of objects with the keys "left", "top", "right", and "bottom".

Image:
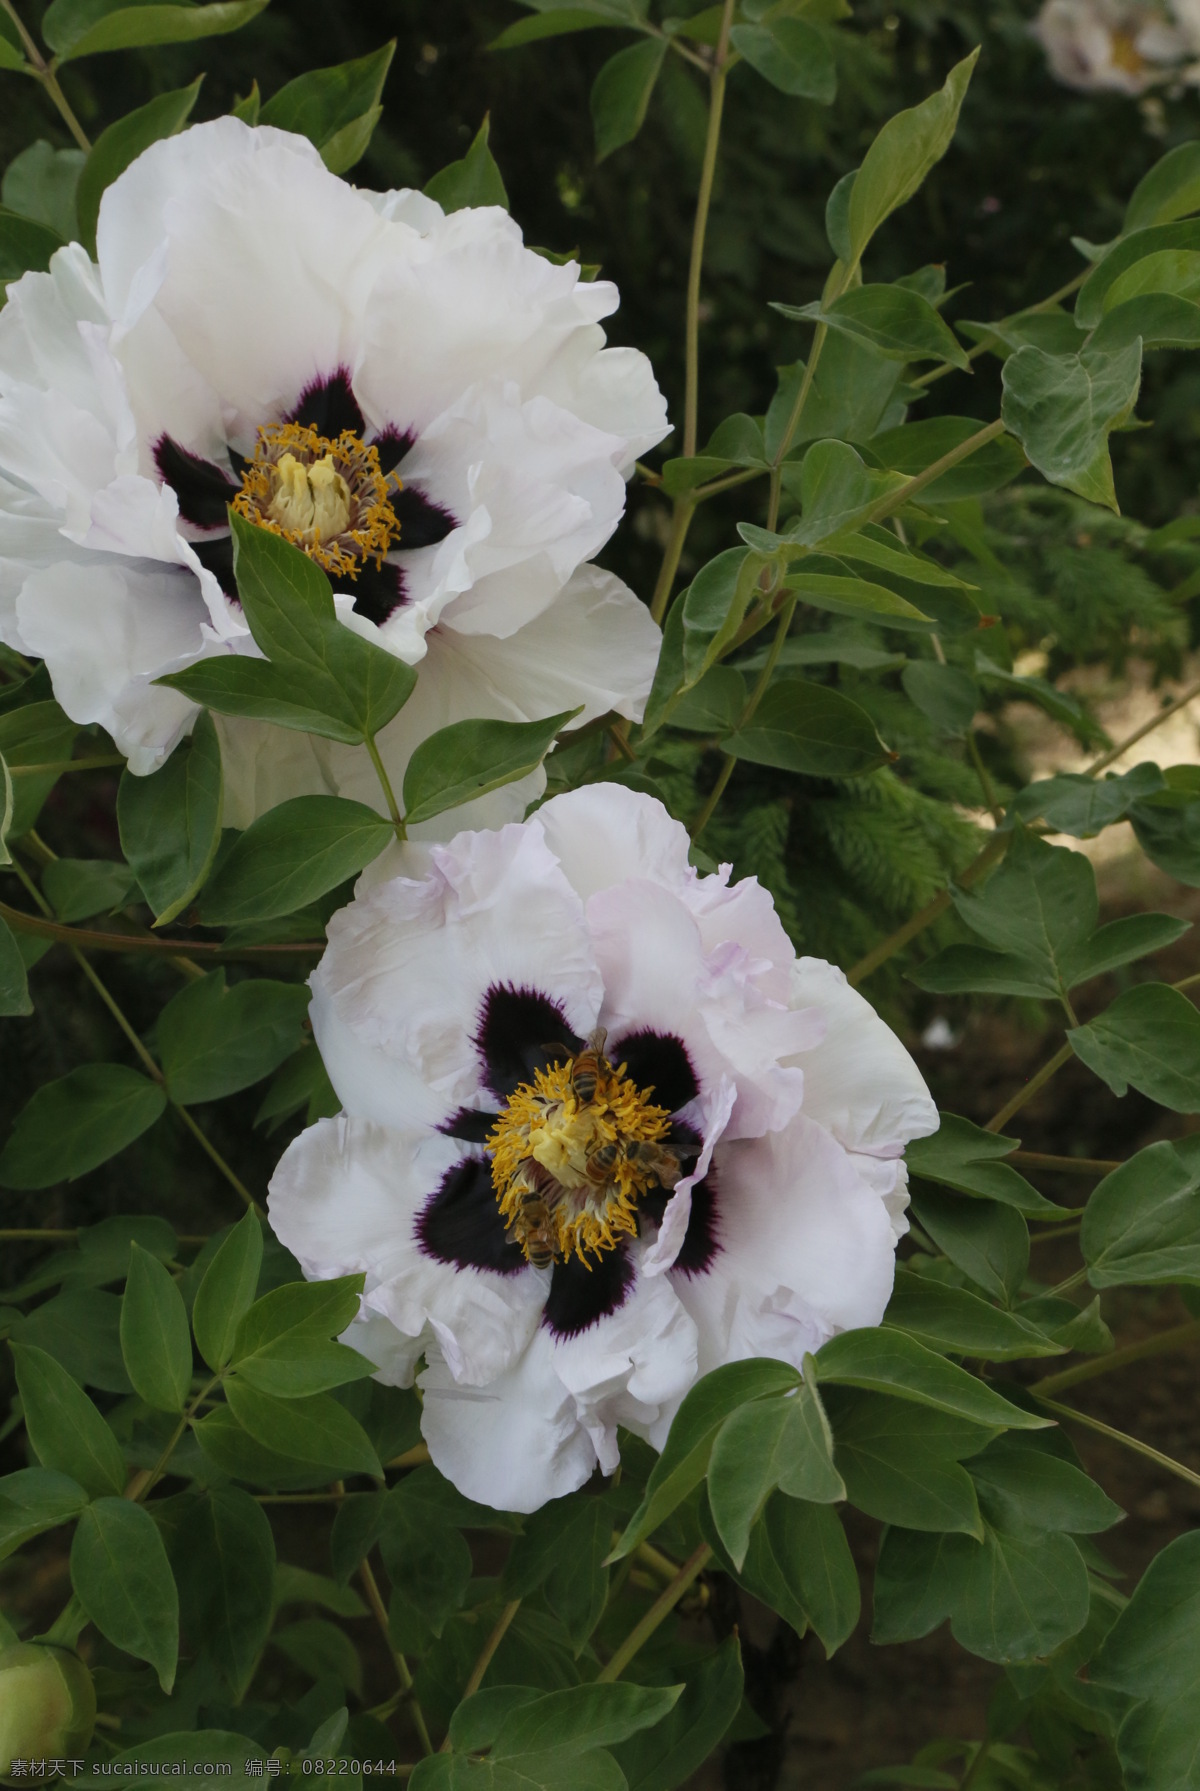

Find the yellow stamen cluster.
[
  {"left": 233, "top": 420, "right": 401, "bottom": 578},
  {"left": 487, "top": 1051, "right": 672, "bottom": 1268}
]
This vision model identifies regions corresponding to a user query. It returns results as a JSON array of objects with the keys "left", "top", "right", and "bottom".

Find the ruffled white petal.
[
  {"left": 419, "top": 1328, "right": 598, "bottom": 1512},
  {"left": 311, "top": 819, "right": 603, "bottom": 1129},
  {"left": 788, "top": 957, "right": 938, "bottom": 1158},
  {"left": 671, "top": 1116, "right": 902, "bottom": 1390},
  {"left": 535, "top": 785, "right": 698, "bottom": 904},
  {"left": 15, "top": 560, "right": 200, "bottom": 771},
  {"left": 268, "top": 1113, "right": 542, "bottom": 1389}
]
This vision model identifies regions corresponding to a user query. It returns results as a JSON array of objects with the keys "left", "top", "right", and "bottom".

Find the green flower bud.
[{"left": 0, "top": 1644, "right": 96, "bottom": 1782}]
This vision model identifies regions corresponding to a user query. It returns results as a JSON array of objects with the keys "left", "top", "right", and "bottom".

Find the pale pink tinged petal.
[
  {"left": 268, "top": 1114, "right": 541, "bottom": 1391},
  {"left": 672, "top": 1117, "right": 901, "bottom": 1386},
  {"left": 16, "top": 560, "right": 201, "bottom": 771},
  {"left": 587, "top": 878, "right": 809, "bottom": 1139},
  {"left": 536, "top": 784, "right": 696, "bottom": 903},
  {"left": 419, "top": 1329, "right": 598, "bottom": 1512},
  {"left": 681, "top": 871, "right": 797, "bottom": 1002},
  {"left": 450, "top": 565, "right": 661, "bottom": 727},
  {"left": 788, "top": 957, "right": 938, "bottom": 1157},
  {"left": 552, "top": 1268, "right": 698, "bottom": 1471},
  {"left": 641, "top": 1074, "right": 737, "bottom": 1276},
  {"left": 311, "top": 819, "right": 602, "bottom": 1125}
]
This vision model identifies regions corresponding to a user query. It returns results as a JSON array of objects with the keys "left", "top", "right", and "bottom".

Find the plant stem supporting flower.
[{"left": 595, "top": 1542, "right": 712, "bottom": 1683}]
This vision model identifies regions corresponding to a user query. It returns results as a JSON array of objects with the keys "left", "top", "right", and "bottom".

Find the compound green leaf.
[
  {"left": 71, "top": 1497, "right": 179, "bottom": 1691},
  {"left": 425, "top": 116, "right": 509, "bottom": 212},
  {"left": 730, "top": 18, "right": 834, "bottom": 101},
  {"left": 158, "top": 969, "right": 309, "bottom": 1105},
  {"left": 117, "top": 712, "right": 223, "bottom": 925},
  {"left": 1082, "top": 1139, "right": 1200, "bottom": 1286},
  {"left": 402, "top": 710, "right": 578, "bottom": 826},
  {"left": 120, "top": 1243, "right": 192, "bottom": 1413},
  {"left": 192, "top": 1209, "right": 264, "bottom": 1372},
  {"left": 591, "top": 38, "right": 666, "bottom": 161},
  {"left": 0, "top": 1064, "right": 165, "bottom": 1188},
  {"left": 845, "top": 52, "right": 978, "bottom": 263},
  {"left": 1070, "top": 983, "right": 1200, "bottom": 1110},
  {"left": 197, "top": 795, "right": 393, "bottom": 925},
  {"left": 43, "top": 0, "right": 267, "bottom": 62},
  {"left": 11, "top": 1342, "right": 126, "bottom": 1496}
]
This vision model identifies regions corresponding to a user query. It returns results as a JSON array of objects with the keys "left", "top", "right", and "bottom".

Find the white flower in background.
[
  {"left": 1033, "top": 0, "right": 1200, "bottom": 91},
  {"left": 268, "top": 785, "right": 938, "bottom": 1513},
  {"left": 0, "top": 119, "right": 667, "bottom": 827}
]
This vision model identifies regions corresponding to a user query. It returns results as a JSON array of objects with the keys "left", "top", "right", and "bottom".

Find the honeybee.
[
  {"left": 507, "top": 1158, "right": 564, "bottom": 1269},
  {"left": 570, "top": 1027, "right": 609, "bottom": 1107},
  {"left": 584, "top": 1139, "right": 621, "bottom": 1185},
  {"left": 622, "top": 1139, "right": 684, "bottom": 1190}
]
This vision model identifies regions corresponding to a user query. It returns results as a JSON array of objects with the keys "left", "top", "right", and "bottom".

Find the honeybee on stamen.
[
  {"left": 569, "top": 1027, "right": 609, "bottom": 1108},
  {"left": 583, "top": 1139, "right": 621, "bottom": 1185},
  {"left": 506, "top": 1158, "right": 564, "bottom": 1269},
  {"left": 622, "top": 1139, "right": 684, "bottom": 1189}
]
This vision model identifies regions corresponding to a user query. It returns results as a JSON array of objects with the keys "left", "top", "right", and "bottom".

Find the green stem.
[
  {"left": 689, "top": 591, "right": 797, "bottom": 840},
  {"left": 1036, "top": 1318, "right": 1200, "bottom": 1398},
  {"left": 0, "top": 897, "right": 321, "bottom": 961},
  {"left": 650, "top": 499, "right": 696, "bottom": 626},
  {"left": 846, "top": 832, "right": 1008, "bottom": 987},
  {"left": 360, "top": 1557, "right": 433, "bottom": 1756},
  {"left": 1035, "top": 1393, "right": 1200, "bottom": 1495},
  {"left": 8, "top": 755, "right": 125, "bottom": 777},
  {"left": 365, "top": 732, "right": 406, "bottom": 839},
  {"left": 0, "top": 0, "right": 91, "bottom": 151},
  {"left": 959, "top": 1740, "right": 994, "bottom": 1791},
  {"left": 683, "top": 0, "right": 736, "bottom": 459},
  {"left": 1085, "top": 674, "right": 1200, "bottom": 777},
  {"left": 127, "top": 1374, "right": 221, "bottom": 1502},
  {"left": 174, "top": 1105, "right": 261, "bottom": 1214},
  {"left": 457, "top": 1600, "right": 520, "bottom": 1710},
  {"left": 984, "top": 1040, "right": 1073, "bottom": 1134},
  {"left": 596, "top": 1543, "right": 711, "bottom": 1683},
  {"left": 690, "top": 754, "right": 735, "bottom": 842},
  {"left": 966, "top": 732, "right": 1002, "bottom": 823},
  {"left": 910, "top": 270, "right": 1088, "bottom": 392}
]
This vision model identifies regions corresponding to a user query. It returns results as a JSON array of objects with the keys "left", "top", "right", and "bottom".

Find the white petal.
[
  {"left": 268, "top": 1113, "right": 542, "bottom": 1389},
  {"left": 552, "top": 1266, "right": 697, "bottom": 1471},
  {"left": 419, "top": 1328, "right": 598, "bottom": 1512},
  {"left": 311, "top": 818, "right": 602, "bottom": 1129},
  {"left": 537, "top": 342, "right": 671, "bottom": 472},
  {"left": 15, "top": 559, "right": 201, "bottom": 771},
  {"left": 536, "top": 784, "right": 697, "bottom": 904},
  {"left": 214, "top": 713, "right": 338, "bottom": 833},
  {"left": 789, "top": 957, "right": 938, "bottom": 1157},
  {"left": 671, "top": 1115, "right": 902, "bottom": 1386}
]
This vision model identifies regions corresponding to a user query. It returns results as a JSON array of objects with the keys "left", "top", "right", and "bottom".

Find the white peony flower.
[
  {"left": 1032, "top": 0, "right": 1196, "bottom": 91},
  {"left": 0, "top": 119, "right": 668, "bottom": 825},
  {"left": 268, "top": 785, "right": 938, "bottom": 1513}
]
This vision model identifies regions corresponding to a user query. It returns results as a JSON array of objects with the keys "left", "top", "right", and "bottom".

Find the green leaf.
[
  {"left": 884, "top": 1270, "right": 1067, "bottom": 1361},
  {"left": 379, "top": 1482, "right": 473, "bottom": 1640},
  {"left": 591, "top": 39, "right": 667, "bottom": 162},
  {"left": 169, "top": 1485, "right": 275, "bottom": 1697},
  {"left": 741, "top": 1497, "right": 860, "bottom": 1656},
  {"left": 901, "top": 661, "right": 979, "bottom": 735},
  {"left": 0, "top": 695, "right": 79, "bottom": 838},
  {"left": 610, "top": 1358, "right": 801, "bottom": 1560},
  {"left": 106, "top": 1736, "right": 266, "bottom": 1780},
  {"left": 76, "top": 79, "right": 202, "bottom": 251},
  {"left": 157, "top": 968, "right": 309, "bottom": 1105},
  {"left": 775, "top": 566, "right": 932, "bottom": 626},
  {"left": 2, "top": 140, "right": 85, "bottom": 238},
  {"left": 723, "top": 679, "right": 890, "bottom": 777},
  {"left": 230, "top": 1276, "right": 373, "bottom": 1398},
  {"left": 1089, "top": 1529, "right": 1200, "bottom": 1791},
  {"left": 845, "top": 51, "right": 978, "bottom": 263},
  {"left": 1013, "top": 762, "right": 1165, "bottom": 837},
  {"left": 402, "top": 710, "right": 578, "bottom": 826},
  {"left": 612, "top": 1636, "right": 743, "bottom": 1791},
  {"left": 707, "top": 1374, "right": 845, "bottom": 1568},
  {"left": 975, "top": 653, "right": 1105, "bottom": 747},
  {"left": 0, "top": 207, "right": 65, "bottom": 282},
  {"left": 223, "top": 1380, "right": 382, "bottom": 1477},
  {"left": 425, "top": 116, "right": 509, "bottom": 212},
  {"left": 730, "top": 18, "right": 834, "bottom": 101},
  {"left": 197, "top": 796, "right": 392, "bottom": 926},
  {"left": 814, "top": 1328, "right": 1048, "bottom": 1430},
  {"left": 43, "top": 0, "right": 268, "bottom": 62},
  {"left": 259, "top": 44, "right": 395, "bottom": 171},
  {"left": 1070, "top": 982, "right": 1200, "bottom": 1110},
  {"left": 967, "top": 1437, "right": 1122, "bottom": 1536},
  {"left": 120, "top": 1243, "right": 192, "bottom": 1413},
  {"left": 71, "top": 1497, "right": 179, "bottom": 1691},
  {"left": 873, "top": 1521, "right": 1089, "bottom": 1664},
  {"left": 668, "top": 665, "right": 747, "bottom": 734},
  {"left": 492, "top": 1683, "right": 683, "bottom": 1759},
  {"left": 0, "top": 912, "right": 31, "bottom": 1017},
  {"left": 275, "top": 1617, "right": 362, "bottom": 1695},
  {"left": 193, "top": 1404, "right": 345, "bottom": 1488},
  {"left": 0, "top": 1064, "right": 165, "bottom": 1188},
  {"left": 15, "top": 1286, "right": 129, "bottom": 1393},
  {"left": 783, "top": 439, "right": 879, "bottom": 543},
  {"left": 192, "top": 1208, "right": 263, "bottom": 1372},
  {"left": 1076, "top": 220, "right": 1200, "bottom": 325},
  {"left": 1082, "top": 1139, "right": 1200, "bottom": 1286},
  {"left": 867, "top": 416, "right": 1027, "bottom": 502},
  {"left": 1126, "top": 142, "right": 1200, "bottom": 229},
  {"left": 1001, "top": 339, "right": 1142, "bottom": 511},
  {"left": 117, "top": 712, "right": 223, "bottom": 926},
  {"left": 912, "top": 1189, "right": 1029, "bottom": 1305},
  {"left": 0, "top": 19, "right": 24, "bottom": 68},
  {"left": 10, "top": 1342, "right": 126, "bottom": 1496},
  {"left": 490, "top": 9, "right": 617, "bottom": 49},
  {"left": 1088, "top": 290, "right": 1200, "bottom": 354},
  {"left": 0, "top": 1467, "right": 89, "bottom": 1560},
  {"left": 42, "top": 856, "right": 138, "bottom": 923},
  {"left": 162, "top": 515, "right": 417, "bottom": 745},
  {"left": 680, "top": 547, "right": 766, "bottom": 686},
  {"left": 1130, "top": 785, "right": 1200, "bottom": 885},
  {"left": 504, "top": 1497, "right": 613, "bottom": 1654},
  {"left": 778, "top": 284, "right": 968, "bottom": 368},
  {"left": 826, "top": 1387, "right": 990, "bottom": 1536}
]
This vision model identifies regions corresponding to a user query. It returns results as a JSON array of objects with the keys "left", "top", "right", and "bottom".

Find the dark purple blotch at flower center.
[
  {"left": 154, "top": 368, "right": 458, "bottom": 624},
  {"left": 421, "top": 984, "right": 721, "bottom": 1334}
]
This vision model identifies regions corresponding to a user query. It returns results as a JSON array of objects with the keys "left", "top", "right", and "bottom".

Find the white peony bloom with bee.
[
  {"left": 268, "top": 785, "right": 939, "bottom": 1513},
  {"left": 0, "top": 119, "right": 667, "bottom": 830}
]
